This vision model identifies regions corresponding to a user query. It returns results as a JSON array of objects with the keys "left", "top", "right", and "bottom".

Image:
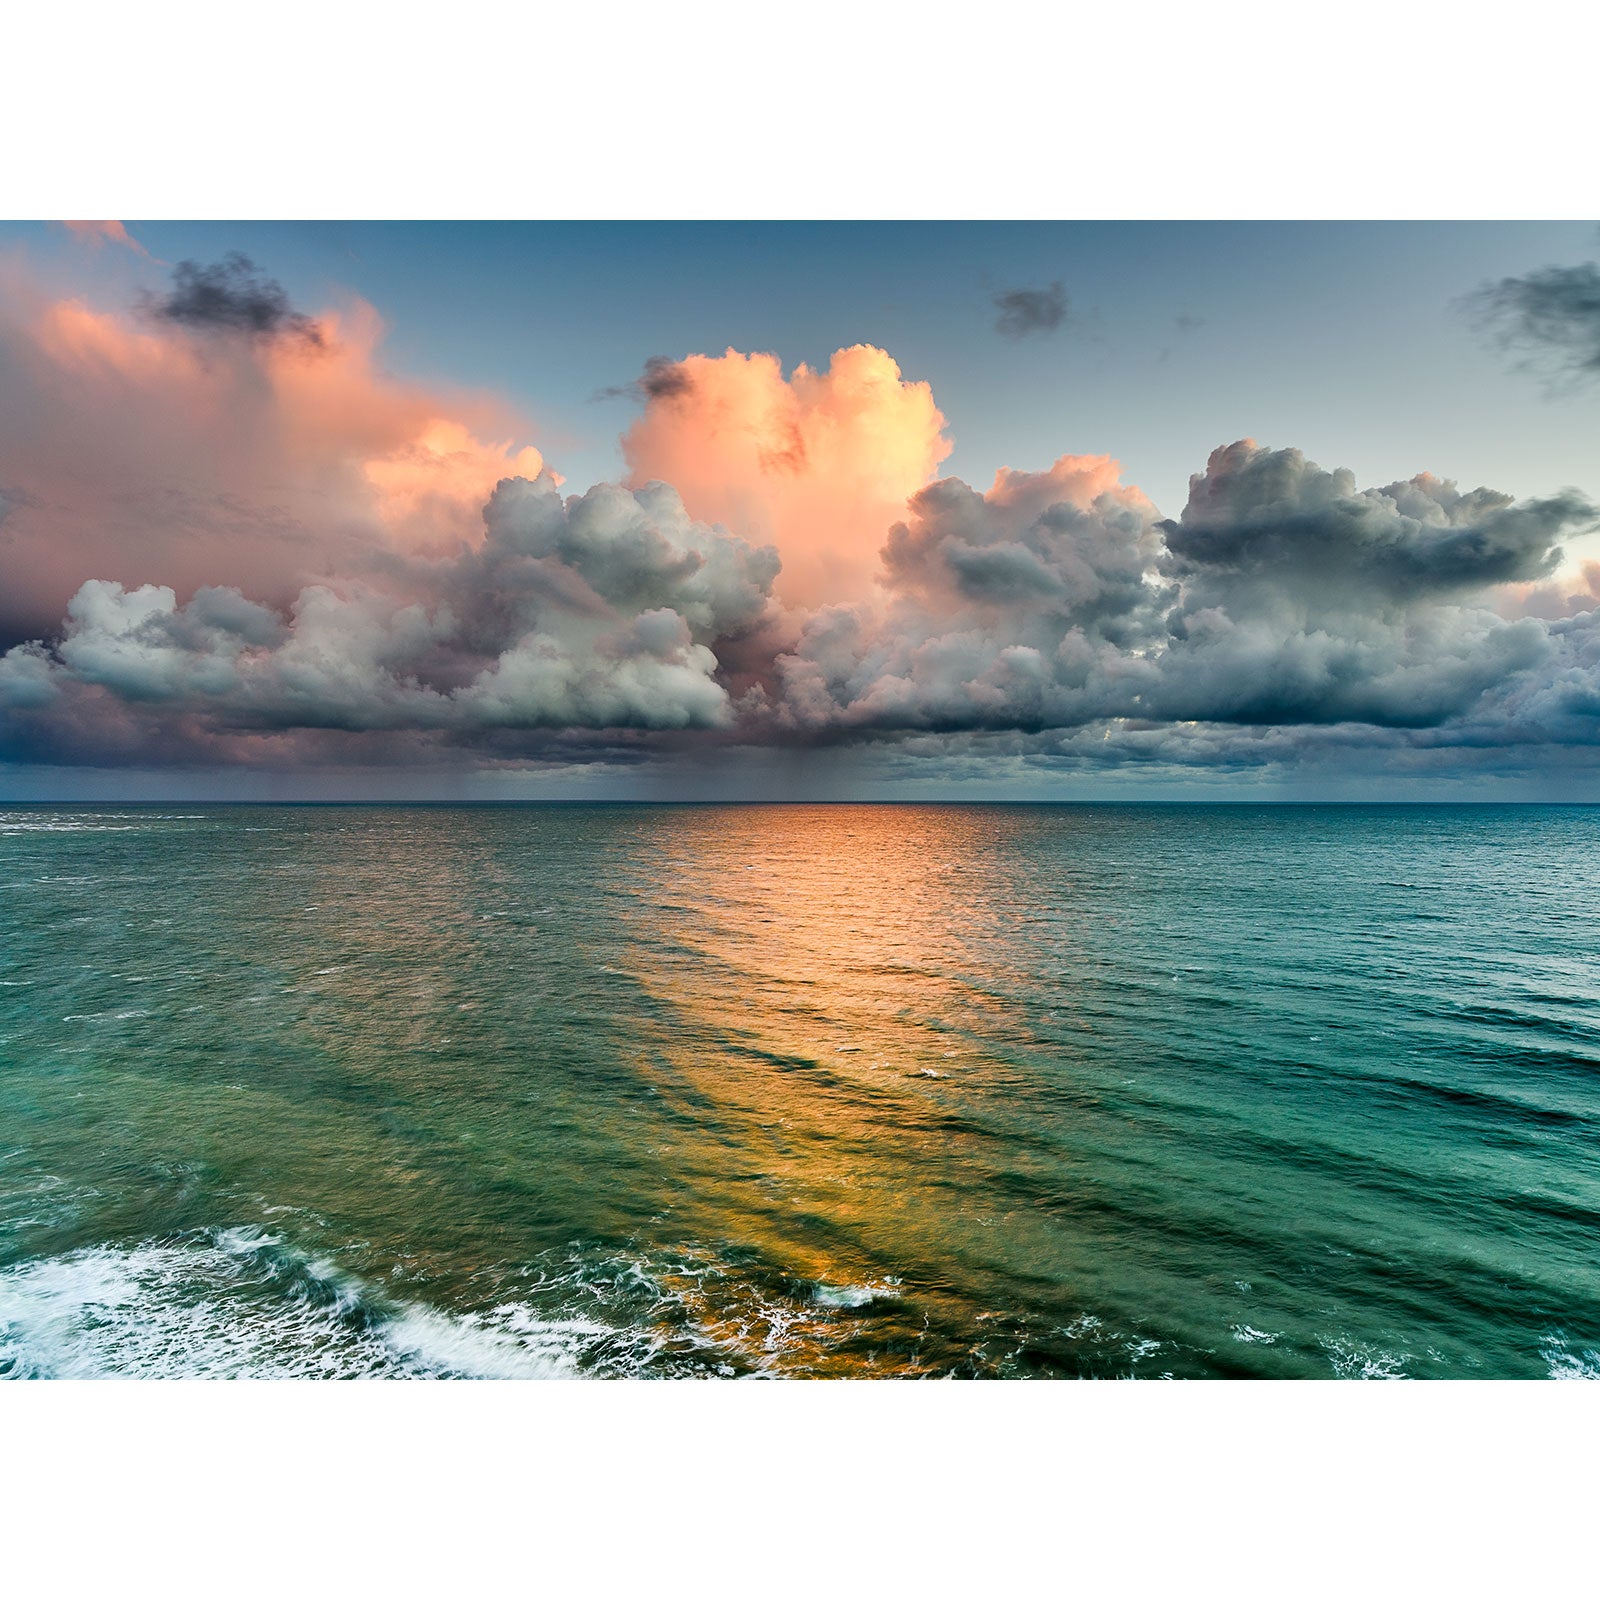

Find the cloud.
[
  {"left": 1163, "top": 440, "right": 1580, "bottom": 601},
  {"left": 4, "top": 263, "right": 1599, "bottom": 788},
  {"left": 1143, "top": 442, "right": 1586, "bottom": 730},
  {"left": 61, "top": 221, "right": 149, "bottom": 256},
  {"left": 147, "top": 253, "right": 323, "bottom": 344},
  {"left": 593, "top": 354, "right": 696, "bottom": 403},
  {"left": 764, "top": 439, "right": 1593, "bottom": 738},
  {"left": 637, "top": 355, "right": 696, "bottom": 400},
  {"left": 992, "top": 281, "right": 1067, "bottom": 338},
  {"left": 881, "top": 454, "right": 1159, "bottom": 621},
  {"left": 767, "top": 452, "right": 1169, "bottom": 736},
  {"left": 1500, "top": 560, "right": 1600, "bottom": 621},
  {"left": 621, "top": 344, "right": 951, "bottom": 607},
  {"left": 0, "top": 472, "right": 781, "bottom": 766},
  {"left": 462, "top": 475, "right": 779, "bottom": 647},
  {"left": 1469, "top": 260, "right": 1600, "bottom": 384},
  {"left": 6, "top": 423, "right": 1594, "bottom": 773},
  {"left": 0, "top": 260, "right": 545, "bottom": 647}
]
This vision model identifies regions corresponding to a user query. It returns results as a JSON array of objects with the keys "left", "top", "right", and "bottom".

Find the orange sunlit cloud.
[
  {"left": 983, "top": 453, "right": 1145, "bottom": 519},
  {"left": 622, "top": 344, "right": 952, "bottom": 608}
]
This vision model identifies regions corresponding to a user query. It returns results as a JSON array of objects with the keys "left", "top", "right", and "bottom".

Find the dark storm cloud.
[
  {"left": 1470, "top": 260, "right": 1600, "bottom": 383},
  {"left": 992, "top": 281, "right": 1067, "bottom": 338},
  {"left": 147, "top": 254, "right": 324, "bottom": 343}
]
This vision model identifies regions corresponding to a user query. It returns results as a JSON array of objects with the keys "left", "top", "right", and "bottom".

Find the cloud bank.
[
  {"left": 0, "top": 471, "right": 779, "bottom": 767},
  {"left": 765, "top": 442, "right": 1589, "bottom": 739},
  {"left": 4, "top": 255, "right": 1600, "bottom": 789},
  {"left": 5, "top": 429, "right": 1593, "bottom": 778}
]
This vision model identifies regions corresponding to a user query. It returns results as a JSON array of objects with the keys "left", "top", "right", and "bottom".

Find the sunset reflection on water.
[{"left": 597, "top": 807, "right": 1079, "bottom": 1367}]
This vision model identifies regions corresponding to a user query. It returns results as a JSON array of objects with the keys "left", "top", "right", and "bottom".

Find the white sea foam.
[
  {"left": 0, "top": 820, "right": 140, "bottom": 835},
  {"left": 1540, "top": 1336, "right": 1600, "bottom": 1380},
  {"left": 1231, "top": 1325, "right": 1278, "bottom": 1345},
  {"left": 0, "top": 1230, "right": 611, "bottom": 1380},
  {"left": 811, "top": 1281, "right": 900, "bottom": 1310},
  {"left": 1318, "top": 1335, "right": 1410, "bottom": 1380}
]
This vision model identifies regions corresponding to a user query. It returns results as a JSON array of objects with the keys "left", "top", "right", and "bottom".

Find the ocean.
[{"left": 2, "top": 801, "right": 1598, "bottom": 1379}]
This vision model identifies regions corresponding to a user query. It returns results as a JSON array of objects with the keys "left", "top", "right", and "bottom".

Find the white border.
[
  {"left": 4, "top": 1, "right": 1596, "bottom": 220},
  {"left": 5, "top": 1382, "right": 1598, "bottom": 1594}
]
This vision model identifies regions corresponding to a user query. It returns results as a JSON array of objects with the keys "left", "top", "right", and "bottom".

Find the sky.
[{"left": 1, "top": 218, "right": 1598, "bottom": 800}]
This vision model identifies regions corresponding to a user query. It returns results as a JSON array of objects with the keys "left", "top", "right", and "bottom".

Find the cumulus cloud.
[
  {"left": 620, "top": 344, "right": 951, "bottom": 607},
  {"left": 763, "top": 440, "right": 1594, "bottom": 739},
  {"left": 1164, "top": 441, "right": 1575, "bottom": 599},
  {"left": 1471, "top": 261, "right": 1600, "bottom": 384},
  {"left": 767, "top": 451, "right": 1166, "bottom": 735},
  {"left": 0, "top": 473, "right": 781, "bottom": 766},
  {"left": 992, "top": 281, "right": 1067, "bottom": 338}
]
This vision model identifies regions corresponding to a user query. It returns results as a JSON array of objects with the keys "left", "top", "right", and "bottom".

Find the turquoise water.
[{"left": 2, "top": 801, "right": 1599, "bottom": 1379}]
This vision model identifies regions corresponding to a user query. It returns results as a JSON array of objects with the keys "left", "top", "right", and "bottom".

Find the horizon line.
[{"left": 4, "top": 797, "right": 1600, "bottom": 809}]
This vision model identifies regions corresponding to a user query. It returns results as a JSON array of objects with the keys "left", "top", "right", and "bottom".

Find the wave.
[
  {"left": 1540, "top": 1335, "right": 1600, "bottom": 1381},
  {"left": 0, "top": 1228, "right": 618, "bottom": 1380},
  {"left": 0, "top": 1228, "right": 930, "bottom": 1380}
]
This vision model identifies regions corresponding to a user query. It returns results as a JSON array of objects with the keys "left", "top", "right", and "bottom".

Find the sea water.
[{"left": 2, "top": 802, "right": 1598, "bottom": 1379}]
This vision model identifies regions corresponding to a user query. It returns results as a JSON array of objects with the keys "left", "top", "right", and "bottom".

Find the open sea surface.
[{"left": 3, "top": 801, "right": 1599, "bottom": 1379}]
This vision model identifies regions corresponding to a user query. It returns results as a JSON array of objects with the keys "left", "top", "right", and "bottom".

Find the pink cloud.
[
  {"left": 621, "top": 344, "right": 951, "bottom": 608},
  {"left": 0, "top": 267, "right": 544, "bottom": 643}
]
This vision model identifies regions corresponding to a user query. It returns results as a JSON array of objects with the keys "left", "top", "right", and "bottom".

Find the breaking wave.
[{"left": 0, "top": 1228, "right": 616, "bottom": 1380}]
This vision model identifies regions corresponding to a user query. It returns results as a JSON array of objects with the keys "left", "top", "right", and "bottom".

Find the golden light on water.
[{"left": 604, "top": 806, "right": 1063, "bottom": 1356}]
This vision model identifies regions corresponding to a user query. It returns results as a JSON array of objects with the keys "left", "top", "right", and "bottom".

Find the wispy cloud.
[
  {"left": 593, "top": 355, "right": 696, "bottom": 403},
  {"left": 992, "top": 280, "right": 1067, "bottom": 338},
  {"left": 61, "top": 220, "right": 151, "bottom": 257},
  {"left": 1469, "top": 260, "right": 1600, "bottom": 385}
]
